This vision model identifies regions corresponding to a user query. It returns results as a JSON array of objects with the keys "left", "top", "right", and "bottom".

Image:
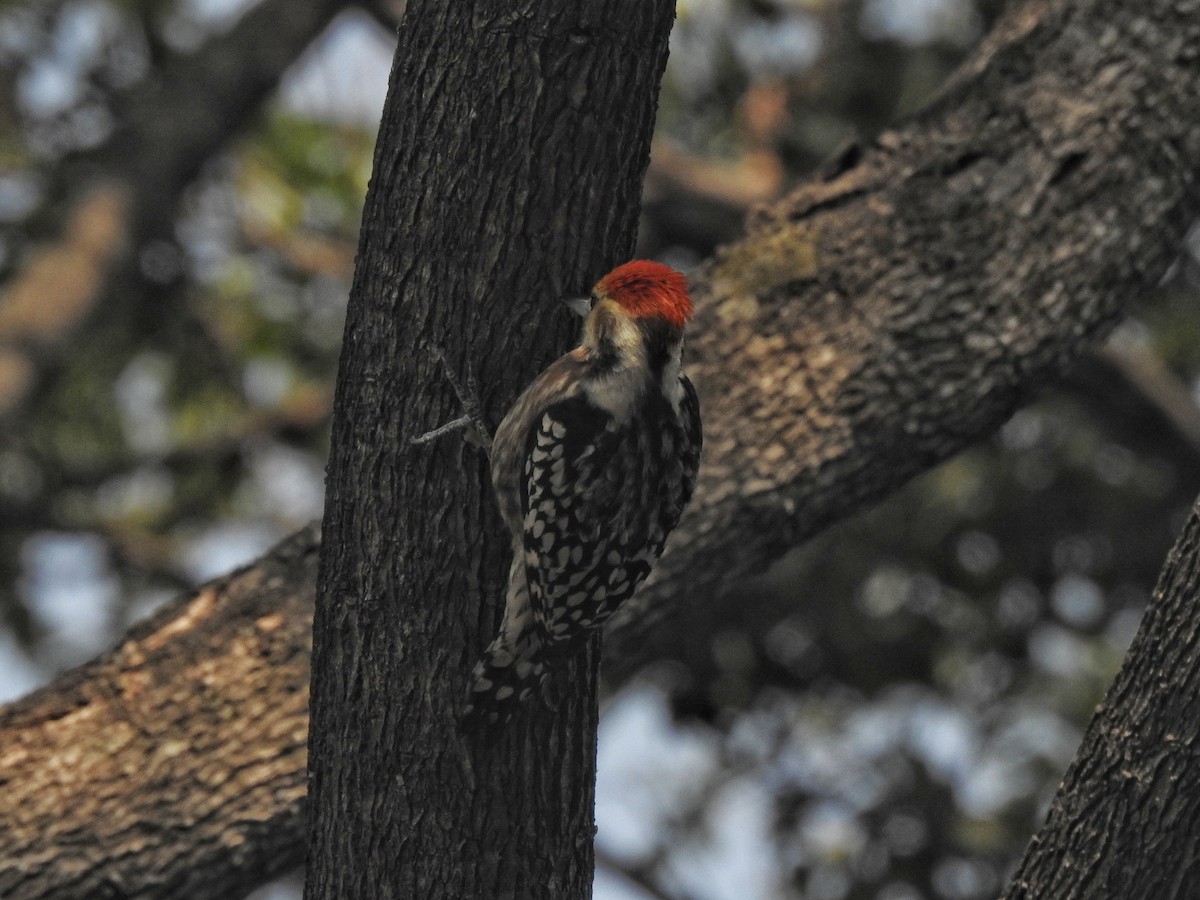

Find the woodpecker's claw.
[
  {"left": 411, "top": 349, "right": 493, "bottom": 451},
  {"left": 409, "top": 414, "right": 477, "bottom": 445}
]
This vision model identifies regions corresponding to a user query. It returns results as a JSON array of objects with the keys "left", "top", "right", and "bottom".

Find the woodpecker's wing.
[
  {"left": 519, "top": 396, "right": 665, "bottom": 655},
  {"left": 677, "top": 374, "right": 703, "bottom": 513}
]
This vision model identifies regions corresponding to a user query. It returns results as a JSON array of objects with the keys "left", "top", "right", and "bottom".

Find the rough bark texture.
[
  {"left": 0, "top": 526, "right": 317, "bottom": 900},
  {"left": 1002, "top": 491, "right": 1200, "bottom": 898},
  {"left": 3, "top": 0, "right": 1200, "bottom": 896},
  {"left": 605, "top": 0, "right": 1200, "bottom": 676},
  {"left": 304, "top": 3, "right": 674, "bottom": 899}
]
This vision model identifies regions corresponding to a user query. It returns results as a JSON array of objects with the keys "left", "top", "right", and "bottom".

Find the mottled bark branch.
[
  {"left": 606, "top": 0, "right": 1200, "bottom": 676},
  {"left": 0, "top": 527, "right": 318, "bottom": 900},
  {"left": 2, "top": 0, "right": 1200, "bottom": 896}
]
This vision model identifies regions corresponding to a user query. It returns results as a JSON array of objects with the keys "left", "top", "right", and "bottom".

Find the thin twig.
[{"left": 594, "top": 845, "right": 679, "bottom": 900}]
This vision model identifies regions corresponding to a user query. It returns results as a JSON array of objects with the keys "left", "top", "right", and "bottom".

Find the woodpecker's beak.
[{"left": 563, "top": 296, "right": 592, "bottom": 318}]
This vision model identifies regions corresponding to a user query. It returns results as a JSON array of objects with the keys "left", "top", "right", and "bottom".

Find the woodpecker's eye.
[{"left": 589, "top": 292, "right": 600, "bottom": 310}]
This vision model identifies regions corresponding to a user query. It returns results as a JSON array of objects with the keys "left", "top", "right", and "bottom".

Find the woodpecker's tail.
[
  {"left": 462, "top": 555, "right": 549, "bottom": 727},
  {"left": 462, "top": 628, "right": 548, "bottom": 726}
]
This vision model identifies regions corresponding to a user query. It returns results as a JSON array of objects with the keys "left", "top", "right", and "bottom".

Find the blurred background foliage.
[{"left": 2, "top": 1, "right": 1199, "bottom": 898}]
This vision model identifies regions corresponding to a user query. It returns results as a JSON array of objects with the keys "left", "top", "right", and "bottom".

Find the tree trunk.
[
  {"left": 1003, "top": 489, "right": 1200, "bottom": 898},
  {"left": 304, "top": 3, "right": 674, "bottom": 898}
]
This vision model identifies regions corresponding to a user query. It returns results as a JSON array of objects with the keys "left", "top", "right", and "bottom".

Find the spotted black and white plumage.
[{"left": 465, "top": 260, "right": 702, "bottom": 724}]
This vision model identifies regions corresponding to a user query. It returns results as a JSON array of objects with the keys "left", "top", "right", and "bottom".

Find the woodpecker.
[{"left": 465, "top": 260, "right": 702, "bottom": 724}]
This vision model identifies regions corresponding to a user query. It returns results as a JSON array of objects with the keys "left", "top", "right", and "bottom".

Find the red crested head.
[{"left": 594, "top": 260, "right": 693, "bottom": 329}]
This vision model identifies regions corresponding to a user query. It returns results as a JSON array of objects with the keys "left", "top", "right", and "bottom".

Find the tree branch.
[
  {"left": 0, "top": 526, "right": 317, "bottom": 900},
  {"left": 595, "top": 846, "right": 678, "bottom": 900},
  {"left": 605, "top": 0, "right": 1200, "bottom": 678}
]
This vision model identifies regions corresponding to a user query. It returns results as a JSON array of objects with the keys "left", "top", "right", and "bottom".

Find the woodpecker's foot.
[{"left": 411, "top": 349, "right": 493, "bottom": 450}]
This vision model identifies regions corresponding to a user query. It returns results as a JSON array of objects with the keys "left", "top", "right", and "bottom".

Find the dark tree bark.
[
  {"left": 1002, "top": 490, "right": 1200, "bottom": 898},
  {"left": 304, "top": 2, "right": 674, "bottom": 898},
  {"left": 2, "top": 0, "right": 1200, "bottom": 896},
  {"left": 0, "top": 527, "right": 317, "bottom": 900}
]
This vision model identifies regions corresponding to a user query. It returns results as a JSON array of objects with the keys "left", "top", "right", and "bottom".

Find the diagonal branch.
[
  {"left": 0, "top": 526, "right": 318, "bottom": 900},
  {"left": 605, "top": 0, "right": 1200, "bottom": 676}
]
